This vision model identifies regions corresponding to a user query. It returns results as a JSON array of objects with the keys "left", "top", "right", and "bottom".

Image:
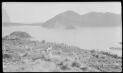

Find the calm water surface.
[{"left": 2, "top": 26, "right": 122, "bottom": 56}]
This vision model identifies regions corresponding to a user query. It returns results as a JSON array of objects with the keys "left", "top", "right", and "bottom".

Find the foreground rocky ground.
[{"left": 2, "top": 31, "right": 122, "bottom": 72}]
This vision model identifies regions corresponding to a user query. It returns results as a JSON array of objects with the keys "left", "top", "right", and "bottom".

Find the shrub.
[
  {"left": 71, "top": 61, "right": 81, "bottom": 68},
  {"left": 90, "top": 50, "right": 96, "bottom": 53},
  {"left": 60, "top": 65, "right": 70, "bottom": 70},
  {"left": 3, "top": 54, "right": 12, "bottom": 59},
  {"left": 41, "top": 40, "right": 46, "bottom": 43},
  {"left": 51, "top": 69, "right": 60, "bottom": 72},
  {"left": 80, "top": 67, "right": 88, "bottom": 71}
]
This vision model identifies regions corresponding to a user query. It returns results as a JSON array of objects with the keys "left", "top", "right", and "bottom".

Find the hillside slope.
[{"left": 2, "top": 31, "right": 122, "bottom": 72}]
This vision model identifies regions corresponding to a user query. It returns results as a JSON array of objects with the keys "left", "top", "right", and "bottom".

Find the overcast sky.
[{"left": 2, "top": 2, "right": 121, "bottom": 23}]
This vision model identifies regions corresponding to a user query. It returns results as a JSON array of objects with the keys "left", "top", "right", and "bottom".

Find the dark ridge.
[{"left": 3, "top": 31, "right": 32, "bottom": 40}]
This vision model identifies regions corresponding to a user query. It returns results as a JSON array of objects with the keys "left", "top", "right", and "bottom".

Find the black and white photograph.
[{"left": 2, "top": 2, "right": 122, "bottom": 72}]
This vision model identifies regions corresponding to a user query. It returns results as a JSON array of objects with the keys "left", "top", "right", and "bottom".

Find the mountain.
[
  {"left": 79, "top": 12, "right": 121, "bottom": 27},
  {"left": 42, "top": 10, "right": 81, "bottom": 29},
  {"left": 2, "top": 10, "right": 121, "bottom": 28},
  {"left": 2, "top": 9, "right": 42, "bottom": 27},
  {"left": 2, "top": 9, "right": 11, "bottom": 23},
  {"left": 2, "top": 22, "right": 42, "bottom": 27},
  {"left": 41, "top": 11, "right": 121, "bottom": 29}
]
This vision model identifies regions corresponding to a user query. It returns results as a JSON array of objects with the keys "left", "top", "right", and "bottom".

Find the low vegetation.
[{"left": 2, "top": 31, "right": 122, "bottom": 72}]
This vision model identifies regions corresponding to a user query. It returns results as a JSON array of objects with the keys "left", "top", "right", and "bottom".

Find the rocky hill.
[{"left": 3, "top": 31, "right": 32, "bottom": 40}]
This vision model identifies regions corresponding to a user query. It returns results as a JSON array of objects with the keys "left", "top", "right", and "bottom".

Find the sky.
[{"left": 2, "top": 2, "right": 121, "bottom": 23}]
